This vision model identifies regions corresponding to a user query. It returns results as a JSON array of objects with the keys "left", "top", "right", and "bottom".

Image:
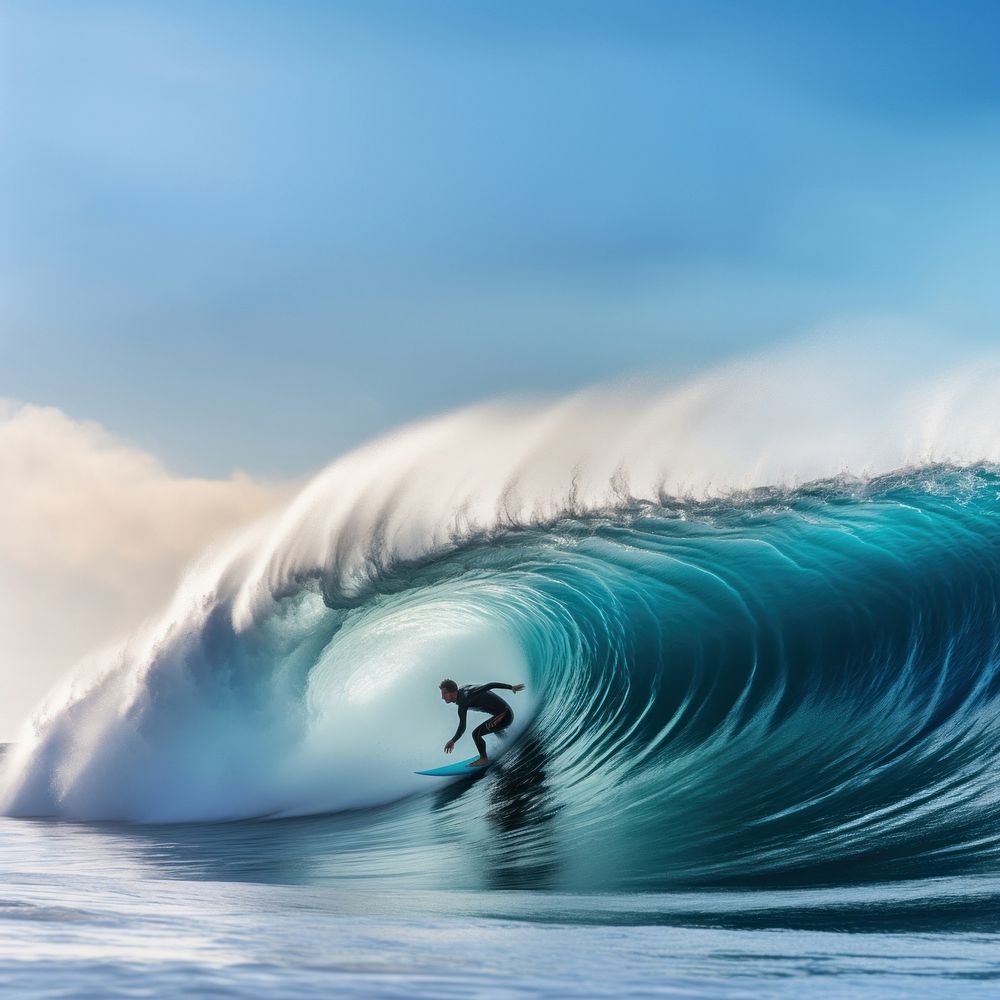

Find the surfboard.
[{"left": 415, "top": 756, "right": 492, "bottom": 777}]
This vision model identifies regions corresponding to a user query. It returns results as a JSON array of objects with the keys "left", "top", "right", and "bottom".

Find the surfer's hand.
[
  {"left": 444, "top": 740, "right": 455, "bottom": 754},
  {"left": 512, "top": 684, "right": 525, "bottom": 693}
]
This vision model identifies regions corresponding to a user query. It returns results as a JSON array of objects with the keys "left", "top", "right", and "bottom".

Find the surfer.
[{"left": 440, "top": 679, "right": 525, "bottom": 767}]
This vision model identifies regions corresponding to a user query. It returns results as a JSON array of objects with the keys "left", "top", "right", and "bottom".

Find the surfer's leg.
[
  {"left": 471, "top": 722, "right": 490, "bottom": 764},
  {"left": 489, "top": 708, "right": 513, "bottom": 735},
  {"left": 470, "top": 710, "right": 514, "bottom": 767}
]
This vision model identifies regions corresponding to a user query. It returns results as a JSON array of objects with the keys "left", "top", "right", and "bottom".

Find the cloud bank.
[{"left": 0, "top": 401, "right": 293, "bottom": 739}]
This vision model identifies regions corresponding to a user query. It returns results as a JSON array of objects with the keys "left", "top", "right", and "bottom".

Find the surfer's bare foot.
[{"left": 469, "top": 757, "right": 489, "bottom": 767}]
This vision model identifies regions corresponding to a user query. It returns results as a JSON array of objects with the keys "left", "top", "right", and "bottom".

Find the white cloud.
[{"left": 0, "top": 401, "right": 294, "bottom": 739}]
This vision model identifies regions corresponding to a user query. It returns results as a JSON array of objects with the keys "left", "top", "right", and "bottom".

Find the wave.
[{"left": 6, "top": 342, "right": 1000, "bottom": 888}]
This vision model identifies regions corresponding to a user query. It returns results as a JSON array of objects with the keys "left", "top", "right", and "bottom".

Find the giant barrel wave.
[{"left": 5, "top": 347, "right": 1000, "bottom": 891}]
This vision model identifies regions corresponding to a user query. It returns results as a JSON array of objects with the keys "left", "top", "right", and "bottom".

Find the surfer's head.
[{"left": 439, "top": 679, "right": 459, "bottom": 704}]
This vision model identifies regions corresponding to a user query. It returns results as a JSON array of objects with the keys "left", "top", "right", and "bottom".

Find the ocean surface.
[
  {"left": 3, "top": 807, "right": 1000, "bottom": 999},
  {"left": 7, "top": 372, "right": 1000, "bottom": 996}
]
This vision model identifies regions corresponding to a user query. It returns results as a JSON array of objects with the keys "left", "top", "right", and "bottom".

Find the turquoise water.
[
  {"left": 7, "top": 465, "right": 1000, "bottom": 994},
  {"left": 3, "top": 804, "right": 1000, "bottom": 998}
]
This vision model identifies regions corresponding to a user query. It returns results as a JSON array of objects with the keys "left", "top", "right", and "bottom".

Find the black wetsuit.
[{"left": 452, "top": 683, "right": 516, "bottom": 758}]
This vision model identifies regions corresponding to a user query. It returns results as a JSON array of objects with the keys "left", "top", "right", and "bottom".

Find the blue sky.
[{"left": 3, "top": 0, "right": 1000, "bottom": 478}]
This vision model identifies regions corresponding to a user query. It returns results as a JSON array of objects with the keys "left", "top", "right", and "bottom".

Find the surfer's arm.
[
  {"left": 483, "top": 682, "right": 525, "bottom": 693},
  {"left": 452, "top": 706, "right": 468, "bottom": 743}
]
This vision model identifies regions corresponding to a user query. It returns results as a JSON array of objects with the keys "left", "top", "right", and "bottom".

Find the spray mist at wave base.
[{"left": 7, "top": 341, "right": 1000, "bottom": 888}]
